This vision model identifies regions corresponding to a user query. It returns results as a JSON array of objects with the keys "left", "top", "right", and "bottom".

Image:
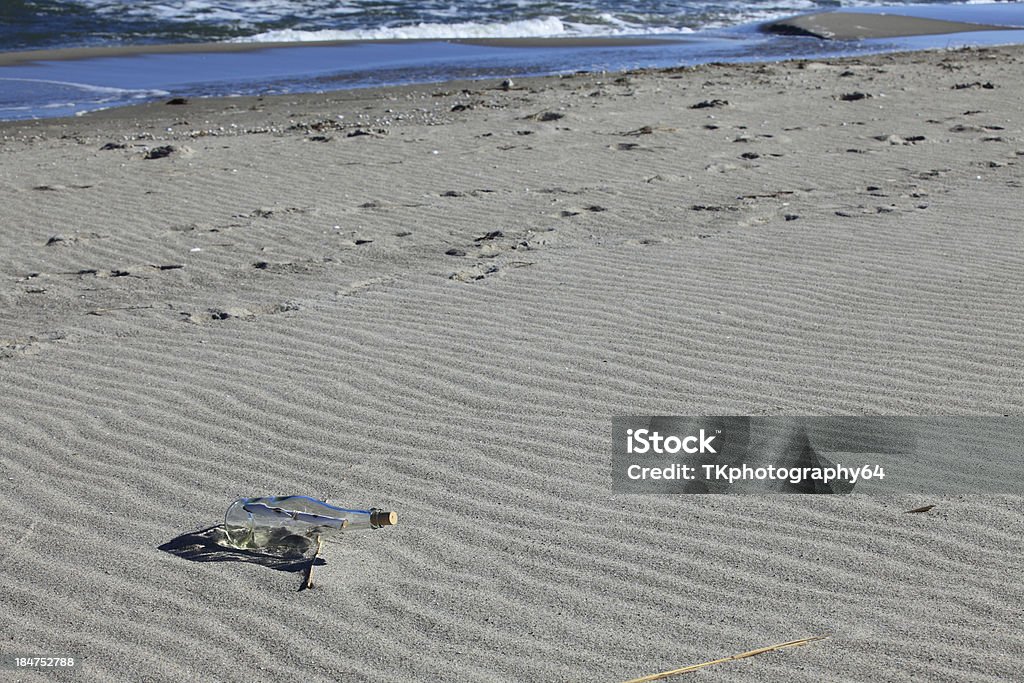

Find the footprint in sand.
[
  {"left": 0, "top": 333, "right": 68, "bottom": 360},
  {"left": 45, "top": 232, "right": 107, "bottom": 246},
  {"left": 449, "top": 261, "right": 533, "bottom": 283},
  {"left": 183, "top": 302, "right": 300, "bottom": 324},
  {"left": 252, "top": 258, "right": 332, "bottom": 274}
]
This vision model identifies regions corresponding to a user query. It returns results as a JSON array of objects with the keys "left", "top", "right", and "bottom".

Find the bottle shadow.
[{"left": 158, "top": 525, "right": 325, "bottom": 575}]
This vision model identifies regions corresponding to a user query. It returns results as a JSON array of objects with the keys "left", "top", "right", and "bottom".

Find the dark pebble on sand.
[
  {"left": 839, "top": 92, "right": 871, "bottom": 101},
  {"left": 166, "top": 98, "right": 189, "bottom": 105},
  {"left": 144, "top": 145, "right": 176, "bottom": 160},
  {"left": 741, "top": 152, "right": 760, "bottom": 160},
  {"left": 445, "top": 248, "right": 467, "bottom": 256},
  {"left": 784, "top": 214, "right": 799, "bottom": 221},
  {"left": 100, "top": 142, "right": 126, "bottom": 150}
]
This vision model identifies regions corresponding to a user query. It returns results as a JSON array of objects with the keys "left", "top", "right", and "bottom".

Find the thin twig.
[
  {"left": 87, "top": 305, "right": 155, "bottom": 316},
  {"left": 303, "top": 536, "right": 323, "bottom": 590},
  {"left": 621, "top": 635, "right": 829, "bottom": 683}
]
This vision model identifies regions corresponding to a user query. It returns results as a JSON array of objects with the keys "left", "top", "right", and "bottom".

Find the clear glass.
[{"left": 223, "top": 495, "right": 389, "bottom": 552}]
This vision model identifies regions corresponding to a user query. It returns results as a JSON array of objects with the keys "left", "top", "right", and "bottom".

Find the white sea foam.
[
  {"left": 58, "top": 0, "right": 992, "bottom": 44},
  {"left": 231, "top": 16, "right": 692, "bottom": 43},
  {"left": 74, "top": 0, "right": 338, "bottom": 24}
]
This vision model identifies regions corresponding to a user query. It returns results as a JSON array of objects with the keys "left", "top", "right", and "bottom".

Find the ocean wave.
[
  {"left": 231, "top": 15, "right": 693, "bottom": 43},
  {"left": 10, "top": 0, "right": 1010, "bottom": 52}
]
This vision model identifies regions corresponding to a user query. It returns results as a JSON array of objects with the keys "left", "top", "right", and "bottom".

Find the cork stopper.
[{"left": 370, "top": 509, "right": 398, "bottom": 528}]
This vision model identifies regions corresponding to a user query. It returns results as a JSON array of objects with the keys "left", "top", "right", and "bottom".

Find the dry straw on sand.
[
  {"left": 622, "top": 635, "right": 829, "bottom": 682},
  {"left": 303, "top": 537, "right": 323, "bottom": 590}
]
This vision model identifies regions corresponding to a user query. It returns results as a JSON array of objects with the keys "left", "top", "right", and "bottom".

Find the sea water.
[{"left": 1, "top": 0, "right": 1024, "bottom": 120}]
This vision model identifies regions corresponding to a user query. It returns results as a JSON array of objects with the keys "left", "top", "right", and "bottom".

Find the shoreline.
[
  {"left": 0, "top": 35, "right": 688, "bottom": 68},
  {"left": 0, "top": 43, "right": 1009, "bottom": 133},
  {"left": 3, "top": 2, "right": 1024, "bottom": 67},
  {"left": 4, "top": 3, "right": 1024, "bottom": 122}
]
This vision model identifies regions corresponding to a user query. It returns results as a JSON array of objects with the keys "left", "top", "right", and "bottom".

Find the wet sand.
[{"left": 765, "top": 11, "right": 1017, "bottom": 40}]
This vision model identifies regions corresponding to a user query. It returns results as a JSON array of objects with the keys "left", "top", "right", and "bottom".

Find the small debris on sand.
[
  {"left": 690, "top": 99, "right": 729, "bottom": 109},
  {"left": 144, "top": 145, "right": 177, "bottom": 160}
]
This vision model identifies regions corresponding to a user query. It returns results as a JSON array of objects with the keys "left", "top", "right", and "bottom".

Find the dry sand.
[{"left": 1, "top": 45, "right": 1023, "bottom": 682}]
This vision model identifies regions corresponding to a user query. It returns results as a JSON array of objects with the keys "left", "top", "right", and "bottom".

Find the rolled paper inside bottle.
[
  {"left": 370, "top": 509, "right": 398, "bottom": 528},
  {"left": 242, "top": 502, "right": 350, "bottom": 531}
]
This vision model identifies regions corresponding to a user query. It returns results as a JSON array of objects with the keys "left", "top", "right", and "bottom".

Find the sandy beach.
[{"left": 1, "top": 44, "right": 1022, "bottom": 681}]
